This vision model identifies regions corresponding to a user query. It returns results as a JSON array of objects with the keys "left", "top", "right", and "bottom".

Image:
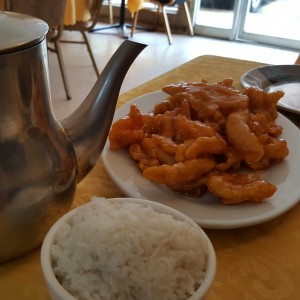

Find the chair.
[
  {"left": 9, "top": 0, "right": 72, "bottom": 100},
  {"left": 130, "top": 0, "right": 194, "bottom": 45},
  {"left": 62, "top": 0, "right": 104, "bottom": 78}
]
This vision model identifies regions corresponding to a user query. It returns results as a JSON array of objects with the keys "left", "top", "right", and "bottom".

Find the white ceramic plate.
[
  {"left": 102, "top": 91, "right": 300, "bottom": 229},
  {"left": 240, "top": 64, "right": 300, "bottom": 114}
]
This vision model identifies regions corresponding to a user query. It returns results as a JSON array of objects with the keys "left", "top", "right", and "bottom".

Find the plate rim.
[{"left": 102, "top": 91, "right": 300, "bottom": 229}]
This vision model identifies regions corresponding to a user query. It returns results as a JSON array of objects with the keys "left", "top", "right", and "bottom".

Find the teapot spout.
[{"left": 60, "top": 40, "right": 147, "bottom": 182}]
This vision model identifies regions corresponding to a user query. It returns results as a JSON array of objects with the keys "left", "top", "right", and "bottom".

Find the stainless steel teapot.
[{"left": 0, "top": 11, "right": 146, "bottom": 262}]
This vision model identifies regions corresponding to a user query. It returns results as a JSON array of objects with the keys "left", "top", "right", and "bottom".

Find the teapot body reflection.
[{"left": 0, "top": 11, "right": 146, "bottom": 262}]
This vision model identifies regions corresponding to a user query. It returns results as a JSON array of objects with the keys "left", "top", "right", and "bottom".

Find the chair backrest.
[{"left": 10, "top": 0, "right": 67, "bottom": 30}]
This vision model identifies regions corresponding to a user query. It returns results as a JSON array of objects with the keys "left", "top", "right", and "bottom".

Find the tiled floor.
[{"left": 49, "top": 28, "right": 299, "bottom": 120}]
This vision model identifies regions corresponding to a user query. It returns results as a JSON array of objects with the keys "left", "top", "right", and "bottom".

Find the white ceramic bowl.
[{"left": 41, "top": 197, "right": 216, "bottom": 300}]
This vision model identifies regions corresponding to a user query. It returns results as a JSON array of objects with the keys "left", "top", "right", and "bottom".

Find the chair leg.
[
  {"left": 53, "top": 40, "right": 72, "bottom": 100},
  {"left": 161, "top": 6, "right": 172, "bottom": 45},
  {"left": 148, "top": 5, "right": 159, "bottom": 29},
  {"left": 183, "top": 2, "right": 194, "bottom": 37},
  {"left": 108, "top": 0, "right": 113, "bottom": 24},
  {"left": 80, "top": 31, "right": 100, "bottom": 77},
  {"left": 131, "top": 11, "right": 139, "bottom": 38}
]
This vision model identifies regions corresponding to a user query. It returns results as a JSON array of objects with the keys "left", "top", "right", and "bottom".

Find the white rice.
[{"left": 51, "top": 198, "right": 207, "bottom": 300}]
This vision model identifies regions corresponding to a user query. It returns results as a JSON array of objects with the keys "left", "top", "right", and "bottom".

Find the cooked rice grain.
[{"left": 51, "top": 198, "right": 207, "bottom": 300}]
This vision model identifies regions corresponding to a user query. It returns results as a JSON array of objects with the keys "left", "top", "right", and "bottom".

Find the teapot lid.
[{"left": 0, "top": 11, "right": 49, "bottom": 55}]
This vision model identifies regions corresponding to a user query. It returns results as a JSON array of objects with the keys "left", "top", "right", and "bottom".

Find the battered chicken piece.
[
  {"left": 154, "top": 95, "right": 192, "bottom": 119},
  {"left": 129, "top": 144, "right": 160, "bottom": 170},
  {"left": 226, "top": 111, "right": 264, "bottom": 164},
  {"left": 207, "top": 172, "right": 277, "bottom": 204},
  {"left": 140, "top": 136, "right": 177, "bottom": 165},
  {"left": 215, "top": 147, "right": 242, "bottom": 171},
  {"left": 173, "top": 115, "right": 216, "bottom": 143},
  {"left": 109, "top": 105, "right": 144, "bottom": 150},
  {"left": 264, "top": 138, "right": 289, "bottom": 160},
  {"left": 162, "top": 79, "right": 249, "bottom": 134},
  {"left": 248, "top": 137, "right": 289, "bottom": 170},
  {"left": 162, "top": 80, "right": 209, "bottom": 96},
  {"left": 153, "top": 114, "right": 216, "bottom": 142},
  {"left": 143, "top": 158, "right": 216, "bottom": 186},
  {"left": 175, "top": 135, "right": 227, "bottom": 161},
  {"left": 244, "top": 86, "right": 283, "bottom": 122}
]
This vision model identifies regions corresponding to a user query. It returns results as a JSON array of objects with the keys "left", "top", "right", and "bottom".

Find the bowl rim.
[{"left": 40, "top": 197, "right": 216, "bottom": 299}]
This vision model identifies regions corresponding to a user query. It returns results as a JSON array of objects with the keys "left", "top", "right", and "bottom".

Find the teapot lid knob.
[{"left": 0, "top": 11, "right": 48, "bottom": 55}]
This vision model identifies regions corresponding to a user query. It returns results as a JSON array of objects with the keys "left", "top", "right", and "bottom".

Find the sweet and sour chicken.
[{"left": 109, "top": 79, "right": 288, "bottom": 204}]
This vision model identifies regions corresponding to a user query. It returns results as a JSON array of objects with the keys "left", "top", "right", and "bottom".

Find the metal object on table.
[{"left": 0, "top": 11, "right": 146, "bottom": 262}]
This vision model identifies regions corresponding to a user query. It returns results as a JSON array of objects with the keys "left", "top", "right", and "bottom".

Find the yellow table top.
[{"left": 1, "top": 55, "right": 300, "bottom": 299}]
